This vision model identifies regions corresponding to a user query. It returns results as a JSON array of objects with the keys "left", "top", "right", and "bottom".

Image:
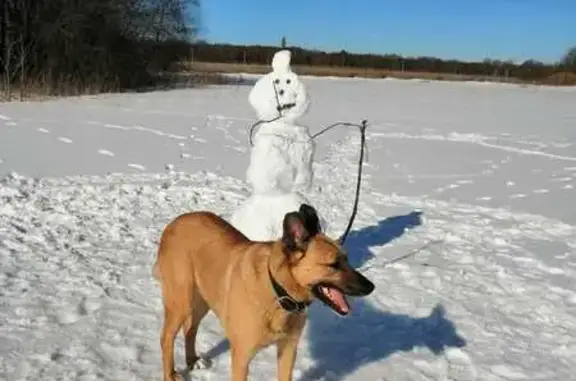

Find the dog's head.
[{"left": 280, "top": 204, "right": 375, "bottom": 316}]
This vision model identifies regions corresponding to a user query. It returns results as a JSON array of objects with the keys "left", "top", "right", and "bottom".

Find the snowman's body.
[
  {"left": 247, "top": 120, "right": 314, "bottom": 195},
  {"left": 229, "top": 50, "right": 324, "bottom": 241}
]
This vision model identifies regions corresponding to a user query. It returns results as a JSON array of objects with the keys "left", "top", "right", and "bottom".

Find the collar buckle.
[{"left": 268, "top": 267, "right": 310, "bottom": 313}]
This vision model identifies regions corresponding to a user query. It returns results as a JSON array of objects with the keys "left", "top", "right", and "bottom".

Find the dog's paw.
[
  {"left": 188, "top": 355, "right": 212, "bottom": 371},
  {"left": 171, "top": 371, "right": 186, "bottom": 381}
]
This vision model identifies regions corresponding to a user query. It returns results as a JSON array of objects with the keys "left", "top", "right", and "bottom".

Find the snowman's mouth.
[{"left": 277, "top": 103, "right": 296, "bottom": 112}]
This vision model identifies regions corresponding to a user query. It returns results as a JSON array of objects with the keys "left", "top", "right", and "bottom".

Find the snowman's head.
[{"left": 248, "top": 50, "right": 310, "bottom": 123}]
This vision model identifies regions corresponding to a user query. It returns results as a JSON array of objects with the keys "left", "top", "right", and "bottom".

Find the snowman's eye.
[
  {"left": 274, "top": 79, "right": 280, "bottom": 84},
  {"left": 286, "top": 79, "right": 291, "bottom": 84}
]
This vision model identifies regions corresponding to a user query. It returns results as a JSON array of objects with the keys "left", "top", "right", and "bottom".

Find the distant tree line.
[
  {"left": 0, "top": 0, "right": 200, "bottom": 99},
  {"left": 1, "top": 1, "right": 575, "bottom": 100},
  {"left": 191, "top": 42, "right": 576, "bottom": 84}
]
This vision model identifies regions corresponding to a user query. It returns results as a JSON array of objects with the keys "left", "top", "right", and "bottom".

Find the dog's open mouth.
[{"left": 312, "top": 283, "right": 350, "bottom": 316}]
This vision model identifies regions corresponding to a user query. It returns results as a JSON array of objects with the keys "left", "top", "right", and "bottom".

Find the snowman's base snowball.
[{"left": 229, "top": 192, "right": 325, "bottom": 242}]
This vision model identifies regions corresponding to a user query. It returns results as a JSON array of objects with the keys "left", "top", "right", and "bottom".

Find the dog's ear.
[
  {"left": 298, "top": 203, "right": 321, "bottom": 236},
  {"left": 282, "top": 211, "right": 311, "bottom": 253}
]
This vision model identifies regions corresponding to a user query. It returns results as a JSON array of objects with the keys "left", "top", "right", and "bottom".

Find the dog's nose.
[
  {"left": 363, "top": 278, "right": 375, "bottom": 295},
  {"left": 343, "top": 271, "right": 376, "bottom": 297},
  {"left": 355, "top": 272, "right": 375, "bottom": 296}
]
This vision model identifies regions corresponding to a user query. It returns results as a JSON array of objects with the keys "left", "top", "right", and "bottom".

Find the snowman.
[{"left": 229, "top": 49, "right": 326, "bottom": 241}]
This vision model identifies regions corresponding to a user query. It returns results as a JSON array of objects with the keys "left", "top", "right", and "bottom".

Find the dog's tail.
[
  {"left": 152, "top": 236, "right": 165, "bottom": 281},
  {"left": 152, "top": 261, "right": 161, "bottom": 281}
]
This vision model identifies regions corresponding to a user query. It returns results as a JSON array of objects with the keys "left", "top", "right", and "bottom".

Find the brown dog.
[{"left": 152, "top": 204, "right": 375, "bottom": 381}]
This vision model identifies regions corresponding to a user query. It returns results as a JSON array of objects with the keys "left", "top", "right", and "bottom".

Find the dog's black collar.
[{"left": 268, "top": 267, "right": 311, "bottom": 313}]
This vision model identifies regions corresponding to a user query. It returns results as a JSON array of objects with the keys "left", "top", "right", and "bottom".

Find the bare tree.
[
  {"left": 0, "top": 0, "right": 201, "bottom": 98},
  {"left": 561, "top": 46, "right": 576, "bottom": 71}
]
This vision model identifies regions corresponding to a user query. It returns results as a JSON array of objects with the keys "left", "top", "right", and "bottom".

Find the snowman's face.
[
  {"left": 271, "top": 71, "right": 299, "bottom": 109},
  {"left": 269, "top": 71, "right": 310, "bottom": 122},
  {"left": 249, "top": 69, "right": 310, "bottom": 123}
]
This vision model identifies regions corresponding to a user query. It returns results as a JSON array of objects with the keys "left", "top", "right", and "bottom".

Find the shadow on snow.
[
  {"left": 300, "top": 300, "right": 466, "bottom": 380},
  {"left": 343, "top": 210, "right": 424, "bottom": 268},
  {"left": 298, "top": 210, "right": 465, "bottom": 380}
]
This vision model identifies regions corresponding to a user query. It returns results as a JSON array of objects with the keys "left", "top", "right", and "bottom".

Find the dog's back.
[{"left": 152, "top": 211, "right": 248, "bottom": 282}]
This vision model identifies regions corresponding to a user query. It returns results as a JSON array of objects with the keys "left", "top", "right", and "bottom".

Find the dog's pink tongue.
[{"left": 325, "top": 287, "right": 350, "bottom": 313}]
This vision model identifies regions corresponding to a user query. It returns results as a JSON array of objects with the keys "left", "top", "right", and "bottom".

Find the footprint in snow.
[
  {"left": 551, "top": 176, "right": 572, "bottom": 182},
  {"left": 78, "top": 296, "right": 102, "bottom": 315},
  {"left": 58, "top": 137, "right": 73, "bottom": 144},
  {"left": 55, "top": 296, "right": 103, "bottom": 326},
  {"left": 98, "top": 149, "right": 115, "bottom": 157},
  {"left": 476, "top": 196, "right": 492, "bottom": 201},
  {"left": 11, "top": 359, "right": 30, "bottom": 379},
  {"left": 55, "top": 308, "right": 82, "bottom": 325},
  {"left": 37, "top": 128, "right": 50, "bottom": 133},
  {"left": 509, "top": 193, "right": 527, "bottom": 199},
  {"left": 444, "top": 348, "right": 477, "bottom": 381},
  {"left": 533, "top": 189, "right": 550, "bottom": 194},
  {"left": 490, "top": 364, "right": 527, "bottom": 380},
  {"left": 128, "top": 163, "right": 146, "bottom": 171}
]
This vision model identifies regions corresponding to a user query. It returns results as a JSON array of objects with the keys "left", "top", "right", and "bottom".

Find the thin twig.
[{"left": 381, "top": 239, "right": 444, "bottom": 267}]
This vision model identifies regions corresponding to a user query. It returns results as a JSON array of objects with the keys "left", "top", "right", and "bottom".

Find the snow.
[
  {"left": 230, "top": 50, "right": 318, "bottom": 241},
  {"left": 1, "top": 75, "right": 576, "bottom": 381}
]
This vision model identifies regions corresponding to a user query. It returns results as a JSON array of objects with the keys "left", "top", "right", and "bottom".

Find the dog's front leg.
[
  {"left": 230, "top": 345, "right": 254, "bottom": 381},
  {"left": 277, "top": 314, "right": 307, "bottom": 381},
  {"left": 276, "top": 335, "right": 301, "bottom": 381},
  {"left": 276, "top": 315, "right": 306, "bottom": 381}
]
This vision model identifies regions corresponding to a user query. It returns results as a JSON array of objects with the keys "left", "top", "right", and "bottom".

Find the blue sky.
[{"left": 199, "top": 0, "right": 576, "bottom": 63}]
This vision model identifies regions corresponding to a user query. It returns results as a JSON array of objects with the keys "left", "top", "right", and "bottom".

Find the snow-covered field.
[{"left": 1, "top": 75, "right": 576, "bottom": 381}]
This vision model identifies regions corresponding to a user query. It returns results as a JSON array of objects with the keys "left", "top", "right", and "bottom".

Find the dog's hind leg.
[
  {"left": 160, "top": 280, "right": 192, "bottom": 381},
  {"left": 182, "top": 288, "right": 210, "bottom": 370}
]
